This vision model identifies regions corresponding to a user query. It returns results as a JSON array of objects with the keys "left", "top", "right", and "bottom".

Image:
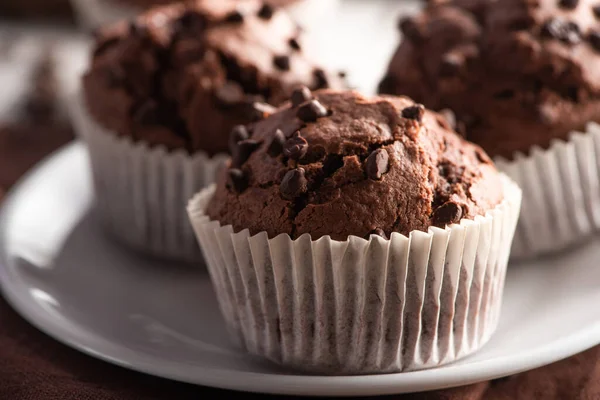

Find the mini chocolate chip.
[
  {"left": 297, "top": 100, "right": 328, "bottom": 122},
  {"left": 559, "top": 0, "right": 578, "bottom": 9},
  {"left": 216, "top": 82, "right": 244, "bottom": 105},
  {"left": 257, "top": 3, "right": 274, "bottom": 19},
  {"left": 283, "top": 132, "right": 308, "bottom": 160},
  {"left": 589, "top": 31, "right": 600, "bottom": 51},
  {"left": 541, "top": 18, "right": 581, "bottom": 44},
  {"left": 229, "top": 125, "right": 250, "bottom": 152},
  {"left": 224, "top": 10, "right": 245, "bottom": 23},
  {"left": 313, "top": 68, "right": 328, "bottom": 89},
  {"left": 280, "top": 168, "right": 308, "bottom": 200},
  {"left": 440, "top": 53, "right": 462, "bottom": 76},
  {"left": 291, "top": 86, "right": 312, "bottom": 107},
  {"left": 249, "top": 102, "right": 276, "bottom": 121},
  {"left": 227, "top": 169, "right": 248, "bottom": 193},
  {"left": 233, "top": 139, "right": 261, "bottom": 167},
  {"left": 399, "top": 17, "right": 423, "bottom": 43},
  {"left": 432, "top": 202, "right": 463, "bottom": 227},
  {"left": 366, "top": 148, "right": 389, "bottom": 180},
  {"left": 594, "top": 5, "right": 600, "bottom": 18},
  {"left": 338, "top": 71, "right": 347, "bottom": 79},
  {"left": 133, "top": 100, "right": 159, "bottom": 125},
  {"left": 288, "top": 38, "right": 301, "bottom": 51},
  {"left": 273, "top": 55, "right": 291, "bottom": 71},
  {"left": 365, "top": 228, "right": 388, "bottom": 240},
  {"left": 402, "top": 104, "right": 425, "bottom": 122},
  {"left": 177, "top": 10, "right": 206, "bottom": 33},
  {"left": 267, "top": 129, "right": 286, "bottom": 157}
]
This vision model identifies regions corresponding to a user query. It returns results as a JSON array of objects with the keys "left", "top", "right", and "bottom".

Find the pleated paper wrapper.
[
  {"left": 187, "top": 176, "right": 522, "bottom": 374},
  {"left": 496, "top": 123, "right": 600, "bottom": 260},
  {"left": 70, "top": 97, "right": 228, "bottom": 262}
]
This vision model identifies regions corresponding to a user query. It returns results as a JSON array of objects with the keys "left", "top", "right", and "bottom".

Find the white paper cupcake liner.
[
  {"left": 495, "top": 122, "right": 600, "bottom": 260},
  {"left": 187, "top": 175, "right": 522, "bottom": 374},
  {"left": 70, "top": 95, "right": 228, "bottom": 262}
]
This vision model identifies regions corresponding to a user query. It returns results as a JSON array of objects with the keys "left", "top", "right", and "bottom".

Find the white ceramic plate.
[{"left": 2, "top": 142, "right": 600, "bottom": 397}]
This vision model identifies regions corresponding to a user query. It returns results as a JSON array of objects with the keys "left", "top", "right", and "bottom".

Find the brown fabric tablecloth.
[{"left": 1, "top": 58, "right": 599, "bottom": 400}]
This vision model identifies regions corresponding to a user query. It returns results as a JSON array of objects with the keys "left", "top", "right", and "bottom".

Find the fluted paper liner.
[
  {"left": 70, "top": 96, "right": 228, "bottom": 262},
  {"left": 496, "top": 123, "right": 600, "bottom": 260},
  {"left": 187, "top": 176, "right": 521, "bottom": 374}
]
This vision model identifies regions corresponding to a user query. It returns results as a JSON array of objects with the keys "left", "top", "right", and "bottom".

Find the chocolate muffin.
[
  {"left": 206, "top": 89, "right": 504, "bottom": 240},
  {"left": 188, "top": 89, "right": 522, "bottom": 373},
  {"left": 83, "top": 0, "right": 345, "bottom": 155},
  {"left": 379, "top": 0, "right": 600, "bottom": 159}
]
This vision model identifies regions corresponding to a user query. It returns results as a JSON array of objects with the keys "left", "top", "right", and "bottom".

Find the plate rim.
[{"left": 0, "top": 142, "right": 599, "bottom": 397}]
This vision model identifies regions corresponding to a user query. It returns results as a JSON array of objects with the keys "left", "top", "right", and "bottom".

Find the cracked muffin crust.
[
  {"left": 379, "top": 0, "right": 600, "bottom": 159},
  {"left": 82, "top": 0, "right": 345, "bottom": 156},
  {"left": 206, "top": 89, "right": 504, "bottom": 240}
]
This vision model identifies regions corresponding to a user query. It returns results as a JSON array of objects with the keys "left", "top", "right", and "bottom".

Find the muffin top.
[
  {"left": 83, "top": 0, "right": 345, "bottom": 155},
  {"left": 379, "top": 0, "right": 600, "bottom": 158},
  {"left": 206, "top": 89, "right": 504, "bottom": 241}
]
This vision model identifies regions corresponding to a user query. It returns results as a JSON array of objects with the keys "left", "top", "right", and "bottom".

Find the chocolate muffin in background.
[
  {"left": 188, "top": 88, "right": 522, "bottom": 374},
  {"left": 76, "top": 0, "right": 344, "bottom": 262},
  {"left": 379, "top": 0, "right": 600, "bottom": 259},
  {"left": 206, "top": 89, "right": 504, "bottom": 240},
  {"left": 380, "top": 0, "right": 600, "bottom": 159},
  {"left": 83, "top": 0, "right": 345, "bottom": 155}
]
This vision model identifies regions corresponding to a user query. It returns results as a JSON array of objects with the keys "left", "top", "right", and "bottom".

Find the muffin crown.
[
  {"left": 380, "top": 0, "right": 600, "bottom": 157},
  {"left": 207, "top": 89, "right": 504, "bottom": 240},
  {"left": 83, "top": 0, "right": 345, "bottom": 155}
]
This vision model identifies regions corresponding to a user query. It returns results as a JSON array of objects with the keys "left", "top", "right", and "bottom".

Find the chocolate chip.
[
  {"left": 267, "top": 129, "right": 286, "bottom": 157},
  {"left": 440, "top": 53, "right": 463, "bottom": 76},
  {"left": 216, "top": 82, "right": 244, "bottom": 105},
  {"left": 224, "top": 10, "right": 245, "bottom": 23},
  {"left": 288, "top": 38, "right": 301, "bottom": 51},
  {"left": 283, "top": 132, "right": 308, "bottom": 160},
  {"left": 280, "top": 168, "right": 308, "bottom": 200},
  {"left": 257, "top": 3, "right": 274, "bottom": 19},
  {"left": 365, "top": 149, "right": 389, "bottom": 180},
  {"left": 273, "top": 55, "right": 291, "bottom": 71},
  {"left": 297, "top": 100, "right": 328, "bottom": 122},
  {"left": 541, "top": 18, "right": 581, "bottom": 44},
  {"left": 313, "top": 68, "right": 328, "bottom": 89},
  {"left": 365, "top": 228, "right": 388, "bottom": 240},
  {"left": 589, "top": 31, "right": 600, "bottom": 51},
  {"left": 227, "top": 169, "right": 248, "bottom": 193},
  {"left": 402, "top": 104, "right": 425, "bottom": 122},
  {"left": 249, "top": 102, "right": 276, "bottom": 121},
  {"left": 594, "top": 5, "right": 600, "bottom": 18},
  {"left": 229, "top": 125, "right": 250, "bottom": 152},
  {"left": 177, "top": 10, "right": 206, "bottom": 33},
  {"left": 338, "top": 71, "right": 347, "bottom": 79},
  {"left": 432, "top": 202, "right": 463, "bottom": 227},
  {"left": 399, "top": 17, "right": 423, "bottom": 43},
  {"left": 233, "top": 139, "right": 261, "bottom": 167},
  {"left": 559, "top": 0, "right": 578, "bottom": 9},
  {"left": 291, "top": 86, "right": 312, "bottom": 107},
  {"left": 133, "top": 100, "right": 159, "bottom": 125}
]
